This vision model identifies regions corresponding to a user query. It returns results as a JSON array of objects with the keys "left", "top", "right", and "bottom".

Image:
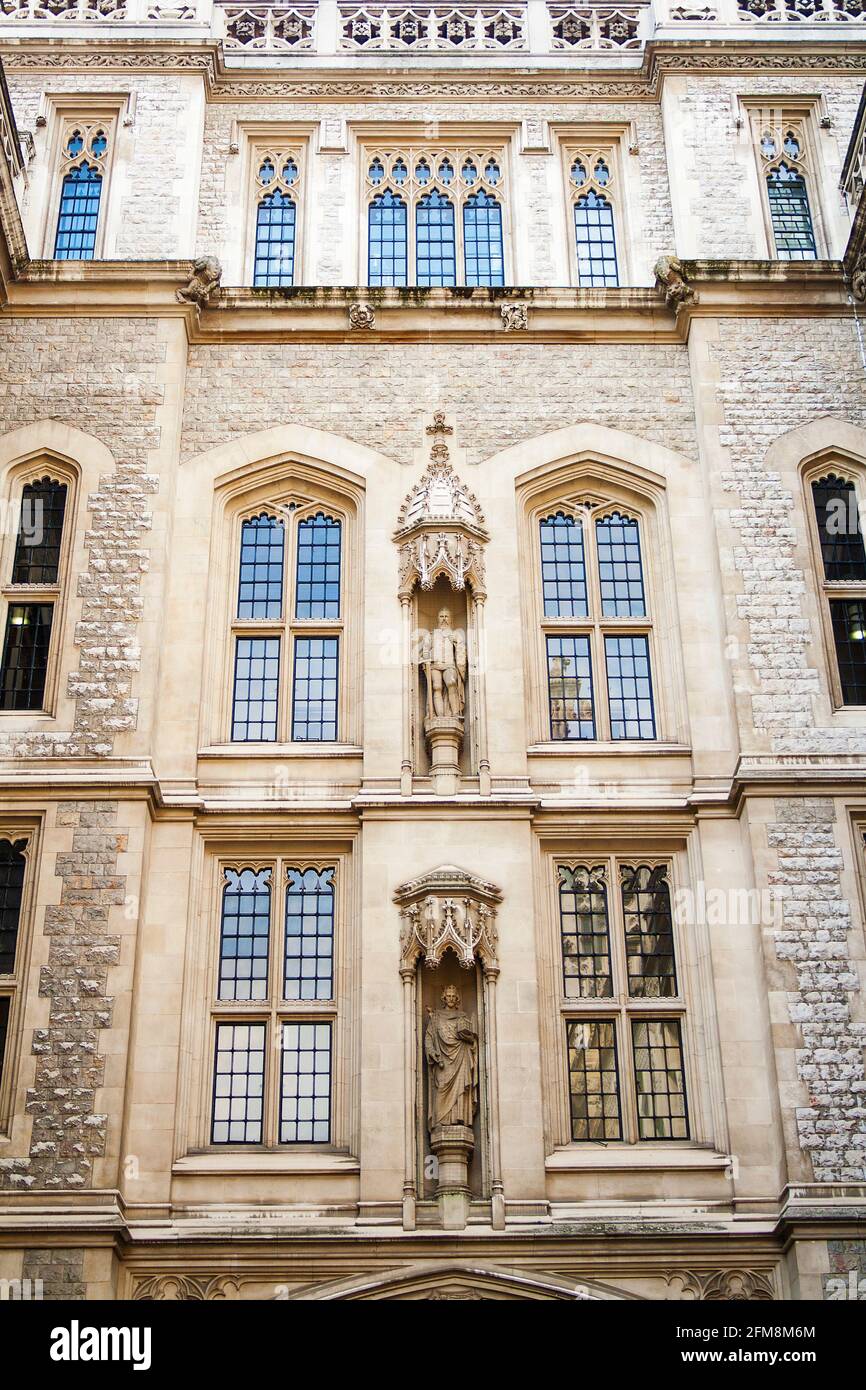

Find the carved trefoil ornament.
[
  {"left": 348, "top": 300, "right": 376, "bottom": 329},
  {"left": 396, "top": 864, "right": 501, "bottom": 975}
]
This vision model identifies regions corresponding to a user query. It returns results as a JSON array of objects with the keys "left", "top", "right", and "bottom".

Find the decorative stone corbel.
[
  {"left": 176, "top": 256, "right": 222, "bottom": 307},
  {"left": 654, "top": 254, "right": 697, "bottom": 310}
]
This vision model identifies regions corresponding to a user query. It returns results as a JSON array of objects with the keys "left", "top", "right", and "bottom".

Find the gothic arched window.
[
  {"left": 252, "top": 153, "right": 301, "bottom": 287},
  {"left": 758, "top": 123, "right": 818, "bottom": 261},
  {"left": 0, "top": 474, "right": 70, "bottom": 713},
  {"left": 567, "top": 150, "right": 620, "bottom": 288},
  {"left": 365, "top": 147, "right": 507, "bottom": 286},
  {"left": 53, "top": 123, "right": 110, "bottom": 261},
  {"left": 808, "top": 470, "right": 866, "bottom": 705}
]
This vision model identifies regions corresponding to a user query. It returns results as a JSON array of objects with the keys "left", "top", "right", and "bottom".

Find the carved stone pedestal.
[
  {"left": 424, "top": 715, "right": 464, "bottom": 795},
  {"left": 430, "top": 1122, "right": 474, "bottom": 1231}
]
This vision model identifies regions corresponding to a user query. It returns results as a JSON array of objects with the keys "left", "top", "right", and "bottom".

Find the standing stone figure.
[
  {"left": 425, "top": 985, "right": 478, "bottom": 1129},
  {"left": 420, "top": 607, "right": 467, "bottom": 719}
]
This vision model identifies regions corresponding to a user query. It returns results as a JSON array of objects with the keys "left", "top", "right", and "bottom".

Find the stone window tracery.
[
  {"left": 211, "top": 857, "right": 338, "bottom": 1146},
  {"left": 52, "top": 119, "right": 112, "bottom": 261},
  {"left": 559, "top": 858, "right": 689, "bottom": 1143},
  {"left": 250, "top": 148, "right": 303, "bottom": 287},
  {"left": 229, "top": 505, "right": 344, "bottom": 743},
  {"left": 565, "top": 146, "right": 620, "bottom": 287},
  {"left": 365, "top": 147, "right": 506, "bottom": 286},
  {"left": 537, "top": 505, "right": 656, "bottom": 742},
  {"left": 753, "top": 116, "right": 818, "bottom": 260}
]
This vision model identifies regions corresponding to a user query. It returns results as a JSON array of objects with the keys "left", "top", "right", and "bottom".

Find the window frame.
[
  {"left": 0, "top": 460, "right": 77, "bottom": 720},
  {"left": 359, "top": 139, "right": 512, "bottom": 287},
  {"left": 744, "top": 104, "right": 825, "bottom": 262},
  {"left": 43, "top": 106, "right": 120, "bottom": 261},
  {"left": 0, "top": 825, "right": 39, "bottom": 1138},
  {"left": 245, "top": 141, "right": 306, "bottom": 288},
  {"left": 803, "top": 460, "right": 866, "bottom": 709},
  {"left": 551, "top": 851, "right": 699, "bottom": 1149},
  {"left": 226, "top": 501, "right": 346, "bottom": 745},
  {"left": 533, "top": 500, "right": 659, "bottom": 744},
  {"left": 558, "top": 130, "right": 629, "bottom": 289},
  {"left": 205, "top": 852, "right": 345, "bottom": 1152}
]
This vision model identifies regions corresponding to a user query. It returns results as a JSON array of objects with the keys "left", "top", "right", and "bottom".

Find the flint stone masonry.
[
  {"left": 0, "top": 802, "right": 125, "bottom": 1192},
  {"left": 714, "top": 317, "right": 866, "bottom": 754},
  {"left": 22, "top": 1247, "right": 85, "bottom": 1301},
  {"left": 181, "top": 341, "right": 697, "bottom": 465},
  {"left": 0, "top": 317, "right": 161, "bottom": 758},
  {"left": 769, "top": 798, "right": 866, "bottom": 1184}
]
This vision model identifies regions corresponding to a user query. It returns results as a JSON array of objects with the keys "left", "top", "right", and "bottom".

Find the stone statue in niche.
[
  {"left": 419, "top": 607, "right": 467, "bottom": 720},
  {"left": 424, "top": 984, "right": 478, "bottom": 1129}
]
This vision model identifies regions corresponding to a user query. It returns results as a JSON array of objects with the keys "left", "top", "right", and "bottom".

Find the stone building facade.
[{"left": 0, "top": 0, "right": 864, "bottom": 1302}]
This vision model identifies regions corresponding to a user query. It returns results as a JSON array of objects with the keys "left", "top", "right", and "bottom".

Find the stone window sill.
[
  {"left": 173, "top": 1151, "right": 359, "bottom": 1177},
  {"left": 545, "top": 1146, "right": 730, "bottom": 1173},
  {"left": 198, "top": 743, "right": 363, "bottom": 759}
]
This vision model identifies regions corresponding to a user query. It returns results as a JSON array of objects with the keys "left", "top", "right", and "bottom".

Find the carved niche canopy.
[
  {"left": 395, "top": 863, "right": 501, "bottom": 975},
  {"left": 394, "top": 412, "right": 488, "bottom": 600}
]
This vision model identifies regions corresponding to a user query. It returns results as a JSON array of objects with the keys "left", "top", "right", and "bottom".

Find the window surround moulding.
[
  {"left": 0, "top": 815, "right": 42, "bottom": 1139},
  {"left": 801, "top": 449, "right": 866, "bottom": 715},
  {"left": 37, "top": 92, "right": 127, "bottom": 260},
  {"left": 738, "top": 94, "right": 830, "bottom": 261},
  {"left": 551, "top": 121, "right": 634, "bottom": 288},
  {"left": 237, "top": 121, "right": 317, "bottom": 286}
]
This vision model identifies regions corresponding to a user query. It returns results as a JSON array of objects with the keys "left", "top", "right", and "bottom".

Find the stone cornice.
[{"left": 0, "top": 37, "right": 866, "bottom": 102}]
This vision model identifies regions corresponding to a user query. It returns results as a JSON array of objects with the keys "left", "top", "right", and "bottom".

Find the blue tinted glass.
[
  {"left": 292, "top": 636, "right": 339, "bottom": 741},
  {"left": 218, "top": 867, "right": 271, "bottom": 1002},
  {"left": 295, "top": 513, "right": 341, "bottom": 619},
  {"left": 368, "top": 190, "right": 407, "bottom": 286},
  {"left": 605, "top": 634, "right": 656, "bottom": 740},
  {"left": 540, "top": 514, "right": 587, "bottom": 617},
  {"left": 238, "top": 513, "right": 284, "bottom": 619},
  {"left": 232, "top": 636, "right": 280, "bottom": 741},
  {"left": 253, "top": 190, "right": 296, "bottom": 287},
  {"left": 463, "top": 190, "right": 504, "bottom": 287},
  {"left": 54, "top": 164, "right": 102, "bottom": 261},
  {"left": 595, "top": 513, "right": 646, "bottom": 616},
  {"left": 574, "top": 190, "right": 618, "bottom": 288},
  {"left": 284, "top": 866, "right": 335, "bottom": 1001},
  {"left": 767, "top": 166, "right": 817, "bottom": 261},
  {"left": 547, "top": 634, "right": 595, "bottom": 740},
  {"left": 416, "top": 190, "right": 456, "bottom": 287}
]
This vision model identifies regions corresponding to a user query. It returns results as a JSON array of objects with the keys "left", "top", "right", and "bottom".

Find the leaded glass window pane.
[
  {"left": 540, "top": 513, "right": 587, "bottom": 617},
  {"left": 416, "top": 190, "right": 456, "bottom": 287},
  {"left": 463, "top": 190, "right": 504, "bottom": 287},
  {"left": 605, "top": 634, "right": 655, "bottom": 740},
  {"left": 11, "top": 480, "right": 67, "bottom": 585},
  {"left": 567, "top": 1019, "right": 622, "bottom": 1141},
  {"left": 574, "top": 190, "right": 618, "bottom": 287},
  {"left": 211, "top": 1022, "right": 266, "bottom": 1143},
  {"left": 291, "top": 636, "right": 339, "bottom": 741},
  {"left": 284, "top": 867, "right": 334, "bottom": 1001},
  {"left": 596, "top": 513, "right": 646, "bottom": 616},
  {"left": 280, "top": 1021, "right": 331, "bottom": 1142},
  {"left": 237, "top": 513, "right": 284, "bottom": 620},
  {"left": 231, "top": 635, "right": 280, "bottom": 741},
  {"left": 0, "top": 840, "right": 26, "bottom": 976},
  {"left": 0, "top": 604, "right": 53, "bottom": 711},
  {"left": 811, "top": 475, "right": 866, "bottom": 581},
  {"left": 620, "top": 863, "right": 677, "bottom": 998},
  {"left": 368, "top": 190, "right": 408, "bottom": 286},
  {"left": 295, "top": 513, "right": 341, "bottom": 619},
  {"left": 253, "top": 190, "right": 296, "bottom": 288},
  {"left": 767, "top": 166, "right": 817, "bottom": 261},
  {"left": 546, "top": 634, "right": 595, "bottom": 740},
  {"left": 54, "top": 164, "right": 102, "bottom": 261},
  {"left": 830, "top": 600, "right": 866, "bottom": 704},
  {"left": 559, "top": 864, "right": 612, "bottom": 999},
  {"left": 631, "top": 1018, "right": 689, "bottom": 1139},
  {"left": 218, "top": 868, "right": 271, "bottom": 1002},
  {"left": 0, "top": 997, "right": 9, "bottom": 1090}
]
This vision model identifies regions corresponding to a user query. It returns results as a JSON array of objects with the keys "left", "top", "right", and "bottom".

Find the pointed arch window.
[
  {"left": 756, "top": 121, "right": 818, "bottom": 261},
  {"left": 538, "top": 506, "right": 656, "bottom": 742},
  {"left": 230, "top": 506, "right": 344, "bottom": 743},
  {"left": 0, "top": 474, "right": 71, "bottom": 713},
  {"left": 251, "top": 151, "right": 301, "bottom": 287},
  {"left": 567, "top": 150, "right": 620, "bottom": 288},
  {"left": 53, "top": 122, "right": 110, "bottom": 261},
  {"left": 211, "top": 857, "right": 337, "bottom": 1146},
  {"left": 808, "top": 470, "right": 866, "bottom": 706},
  {"left": 365, "top": 147, "right": 506, "bottom": 286},
  {"left": 560, "top": 858, "right": 689, "bottom": 1143},
  {"left": 0, "top": 837, "right": 29, "bottom": 1106}
]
